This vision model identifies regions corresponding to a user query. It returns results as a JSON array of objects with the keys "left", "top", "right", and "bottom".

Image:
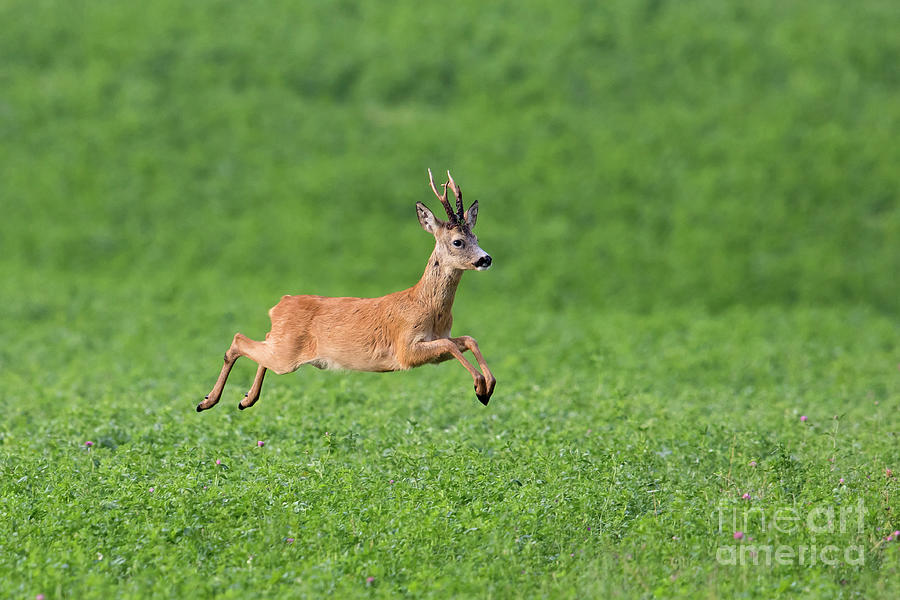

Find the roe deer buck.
[{"left": 197, "top": 169, "right": 496, "bottom": 412}]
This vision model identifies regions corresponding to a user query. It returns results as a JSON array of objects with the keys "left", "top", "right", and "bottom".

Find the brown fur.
[{"left": 197, "top": 171, "right": 496, "bottom": 412}]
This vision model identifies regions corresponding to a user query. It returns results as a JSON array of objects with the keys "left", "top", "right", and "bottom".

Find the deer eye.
[{"left": 452, "top": 239, "right": 464, "bottom": 248}]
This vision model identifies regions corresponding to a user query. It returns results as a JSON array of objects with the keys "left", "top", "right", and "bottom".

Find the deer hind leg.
[
  {"left": 239, "top": 364, "right": 267, "bottom": 410},
  {"left": 228, "top": 332, "right": 300, "bottom": 410},
  {"left": 198, "top": 333, "right": 281, "bottom": 412},
  {"left": 197, "top": 342, "right": 240, "bottom": 412}
]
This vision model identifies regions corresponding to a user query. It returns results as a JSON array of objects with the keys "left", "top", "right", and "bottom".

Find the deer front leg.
[
  {"left": 452, "top": 336, "right": 496, "bottom": 403},
  {"left": 409, "top": 338, "right": 493, "bottom": 406}
]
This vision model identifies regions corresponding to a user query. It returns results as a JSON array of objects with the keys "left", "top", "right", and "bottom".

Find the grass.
[
  {"left": 2, "top": 0, "right": 899, "bottom": 597},
  {"left": 5, "top": 307, "right": 900, "bottom": 598}
]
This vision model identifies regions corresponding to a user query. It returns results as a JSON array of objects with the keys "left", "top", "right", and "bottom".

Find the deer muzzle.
[{"left": 474, "top": 254, "right": 492, "bottom": 270}]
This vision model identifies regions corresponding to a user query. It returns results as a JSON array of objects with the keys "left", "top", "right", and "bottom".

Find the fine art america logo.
[{"left": 716, "top": 498, "right": 866, "bottom": 566}]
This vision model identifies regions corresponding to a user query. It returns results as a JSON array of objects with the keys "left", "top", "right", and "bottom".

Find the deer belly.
[
  {"left": 306, "top": 347, "right": 401, "bottom": 373},
  {"left": 307, "top": 357, "right": 350, "bottom": 371}
]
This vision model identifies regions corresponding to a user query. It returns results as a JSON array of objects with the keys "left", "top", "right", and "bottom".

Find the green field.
[{"left": 2, "top": 1, "right": 899, "bottom": 597}]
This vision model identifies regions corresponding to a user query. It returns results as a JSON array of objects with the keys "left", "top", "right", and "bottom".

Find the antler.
[
  {"left": 427, "top": 168, "right": 459, "bottom": 223},
  {"left": 446, "top": 170, "right": 464, "bottom": 222}
]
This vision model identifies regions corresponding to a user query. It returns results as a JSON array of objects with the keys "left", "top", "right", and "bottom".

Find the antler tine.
[
  {"left": 446, "top": 170, "right": 464, "bottom": 222},
  {"left": 427, "top": 168, "right": 458, "bottom": 223}
]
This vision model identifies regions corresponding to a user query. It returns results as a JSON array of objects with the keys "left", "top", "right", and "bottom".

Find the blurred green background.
[{"left": 3, "top": 0, "right": 898, "bottom": 331}]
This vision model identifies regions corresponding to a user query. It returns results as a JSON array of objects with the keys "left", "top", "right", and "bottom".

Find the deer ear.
[
  {"left": 416, "top": 202, "right": 439, "bottom": 233},
  {"left": 464, "top": 200, "right": 478, "bottom": 230}
]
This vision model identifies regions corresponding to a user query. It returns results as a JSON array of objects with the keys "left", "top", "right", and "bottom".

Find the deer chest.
[{"left": 422, "top": 311, "right": 453, "bottom": 340}]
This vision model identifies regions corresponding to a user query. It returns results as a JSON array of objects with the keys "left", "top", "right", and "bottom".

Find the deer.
[{"left": 196, "top": 169, "right": 496, "bottom": 413}]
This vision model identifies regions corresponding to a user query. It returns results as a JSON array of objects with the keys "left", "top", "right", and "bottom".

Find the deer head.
[{"left": 416, "top": 169, "right": 492, "bottom": 271}]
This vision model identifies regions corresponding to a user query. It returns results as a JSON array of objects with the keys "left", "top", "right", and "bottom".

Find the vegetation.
[{"left": 1, "top": 0, "right": 898, "bottom": 597}]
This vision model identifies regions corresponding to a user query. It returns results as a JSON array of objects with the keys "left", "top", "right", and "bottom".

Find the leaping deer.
[{"left": 197, "top": 169, "right": 496, "bottom": 412}]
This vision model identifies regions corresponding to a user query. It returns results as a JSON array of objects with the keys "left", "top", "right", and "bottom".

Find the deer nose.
[{"left": 475, "top": 255, "right": 492, "bottom": 269}]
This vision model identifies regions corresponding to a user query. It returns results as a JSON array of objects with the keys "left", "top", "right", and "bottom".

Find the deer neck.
[{"left": 412, "top": 246, "right": 463, "bottom": 314}]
